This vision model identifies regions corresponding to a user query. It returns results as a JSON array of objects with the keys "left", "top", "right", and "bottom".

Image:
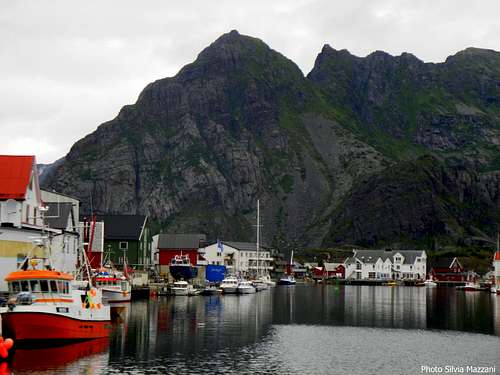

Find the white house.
[
  {"left": 344, "top": 249, "right": 427, "bottom": 280},
  {"left": 199, "top": 241, "right": 273, "bottom": 276},
  {"left": 0, "top": 155, "right": 79, "bottom": 291}
]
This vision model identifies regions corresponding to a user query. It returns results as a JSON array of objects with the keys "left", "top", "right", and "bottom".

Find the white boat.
[
  {"left": 258, "top": 274, "right": 276, "bottom": 287},
  {"left": 237, "top": 281, "right": 256, "bottom": 294},
  {"left": 424, "top": 279, "right": 437, "bottom": 288},
  {"left": 252, "top": 280, "right": 268, "bottom": 291},
  {"left": 220, "top": 276, "right": 239, "bottom": 294},
  {"left": 94, "top": 271, "right": 131, "bottom": 303},
  {"left": 171, "top": 280, "right": 193, "bottom": 296},
  {"left": 490, "top": 287, "right": 498, "bottom": 294}
]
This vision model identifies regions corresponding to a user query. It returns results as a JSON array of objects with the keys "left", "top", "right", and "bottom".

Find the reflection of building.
[
  {"left": 199, "top": 241, "right": 273, "bottom": 275},
  {"left": 428, "top": 257, "right": 469, "bottom": 282},
  {"left": 344, "top": 249, "right": 426, "bottom": 280},
  {"left": 0, "top": 156, "right": 78, "bottom": 291}
]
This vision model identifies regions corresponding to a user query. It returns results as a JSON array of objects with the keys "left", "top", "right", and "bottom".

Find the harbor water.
[{"left": 5, "top": 284, "right": 500, "bottom": 374}]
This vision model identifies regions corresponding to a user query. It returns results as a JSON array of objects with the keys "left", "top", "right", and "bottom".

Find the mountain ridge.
[{"left": 42, "top": 31, "right": 500, "bottom": 251}]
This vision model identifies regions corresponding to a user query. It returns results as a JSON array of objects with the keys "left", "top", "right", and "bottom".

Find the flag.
[{"left": 217, "top": 239, "right": 223, "bottom": 252}]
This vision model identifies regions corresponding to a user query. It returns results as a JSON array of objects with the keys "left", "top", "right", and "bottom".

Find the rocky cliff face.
[{"left": 43, "top": 31, "right": 500, "bottom": 249}]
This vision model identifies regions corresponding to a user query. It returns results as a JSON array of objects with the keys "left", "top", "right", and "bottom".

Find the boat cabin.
[{"left": 6, "top": 270, "right": 73, "bottom": 296}]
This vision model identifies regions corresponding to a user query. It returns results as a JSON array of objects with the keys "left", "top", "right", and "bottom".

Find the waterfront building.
[
  {"left": 344, "top": 249, "right": 427, "bottom": 280},
  {"left": 199, "top": 241, "right": 273, "bottom": 276},
  {"left": 78, "top": 217, "right": 105, "bottom": 268},
  {"left": 153, "top": 233, "right": 207, "bottom": 274},
  {"left": 292, "top": 261, "right": 307, "bottom": 279},
  {"left": 428, "top": 257, "right": 468, "bottom": 282},
  {"left": 312, "top": 263, "right": 345, "bottom": 279},
  {"left": 0, "top": 155, "right": 78, "bottom": 291},
  {"left": 92, "top": 214, "right": 151, "bottom": 269}
]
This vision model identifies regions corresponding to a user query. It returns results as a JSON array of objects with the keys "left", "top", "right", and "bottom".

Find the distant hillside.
[{"left": 42, "top": 31, "right": 500, "bottom": 251}]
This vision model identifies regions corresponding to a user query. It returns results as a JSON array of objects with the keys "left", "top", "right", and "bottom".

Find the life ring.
[{"left": 90, "top": 288, "right": 97, "bottom": 297}]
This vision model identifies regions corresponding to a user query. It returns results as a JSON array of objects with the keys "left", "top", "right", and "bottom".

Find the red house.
[
  {"left": 155, "top": 233, "right": 206, "bottom": 266},
  {"left": 429, "top": 257, "right": 468, "bottom": 281},
  {"left": 313, "top": 263, "right": 345, "bottom": 279}
]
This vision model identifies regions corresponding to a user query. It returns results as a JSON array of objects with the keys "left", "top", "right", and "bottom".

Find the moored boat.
[
  {"left": 201, "top": 284, "right": 221, "bottom": 296},
  {"left": 237, "top": 281, "right": 256, "bottom": 294},
  {"left": 252, "top": 280, "right": 268, "bottom": 291},
  {"left": 171, "top": 280, "right": 192, "bottom": 296},
  {"left": 220, "top": 276, "right": 239, "bottom": 294},
  {"left": 278, "top": 275, "right": 296, "bottom": 286},
  {"left": 2, "top": 269, "right": 111, "bottom": 341},
  {"left": 169, "top": 254, "right": 198, "bottom": 281},
  {"left": 94, "top": 272, "right": 131, "bottom": 303}
]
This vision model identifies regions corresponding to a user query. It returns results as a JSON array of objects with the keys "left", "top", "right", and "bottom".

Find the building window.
[
  {"left": 368, "top": 272, "right": 376, "bottom": 279},
  {"left": 119, "top": 241, "right": 128, "bottom": 250},
  {"left": 356, "top": 262, "right": 362, "bottom": 270},
  {"left": 395, "top": 256, "right": 401, "bottom": 262}
]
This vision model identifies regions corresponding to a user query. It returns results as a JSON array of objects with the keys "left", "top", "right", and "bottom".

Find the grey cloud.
[{"left": 1, "top": 0, "right": 498, "bottom": 163}]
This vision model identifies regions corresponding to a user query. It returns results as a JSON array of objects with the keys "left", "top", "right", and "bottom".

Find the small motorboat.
[
  {"left": 490, "top": 287, "right": 498, "bottom": 294},
  {"left": 171, "top": 281, "right": 193, "bottom": 296},
  {"left": 258, "top": 275, "right": 276, "bottom": 287},
  {"left": 201, "top": 284, "right": 221, "bottom": 296},
  {"left": 237, "top": 281, "right": 256, "bottom": 294},
  {"left": 386, "top": 280, "right": 397, "bottom": 287},
  {"left": 278, "top": 275, "right": 296, "bottom": 286},
  {"left": 424, "top": 279, "right": 437, "bottom": 288},
  {"left": 415, "top": 280, "right": 425, "bottom": 287},
  {"left": 252, "top": 280, "right": 268, "bottom": 291},
  {"left": 220, "top": 276, "right": 239, "bottom": 294}
]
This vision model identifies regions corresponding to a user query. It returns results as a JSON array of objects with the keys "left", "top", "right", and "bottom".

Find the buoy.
[{"left": 0, "top": 337, "right": 14, "bottom": 359}]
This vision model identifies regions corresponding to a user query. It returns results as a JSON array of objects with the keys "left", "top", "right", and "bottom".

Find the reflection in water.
[
  {"left": 9, "top": 338, "right": 109, "bottom": 374},
  {"left": 426, "top": 287, "right": 495, "bottom": 333},
  {"left": 274, "top": 285, "right": 427, "bottom": 329},
  {"left": 6, "top": 285, "right": 500, "bottom": 374}
]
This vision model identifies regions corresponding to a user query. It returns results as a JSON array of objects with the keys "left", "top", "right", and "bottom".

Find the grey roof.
[
  {"left": 158, "top": 233, "right": 206, "bottom": 249},
  {"left": 94, "top": 214, "right": 147, "bottom": 240},
  {"left": 223, "top": 241, "right": 269, "bottom": 251},
  {"left": 353, "top": 249, "right": 425, "bottom": 265},
  {"left": 44, "top": 202, "right": 74, "bottom": 230},
  {"left": 429, "top": 257, "right": 456, "bottom": 269}
]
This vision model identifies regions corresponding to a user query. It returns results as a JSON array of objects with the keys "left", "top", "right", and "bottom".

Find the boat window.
[
  {"left": 10, "top": 282, "right": 21, "bottom": 293},
  {"left": 29, "top": 280, "right": 41, "bottom": 292},
  {"left": 40, "top": 280, "right": 49, "bottom": 292},
  {"left": 50, "top": 280, "right": 58, "bottom": 292},
  {"left": 121, "top": 281, "right": 128, "bottom": 291},
  {"left": 57, "top": 280, "right": 68, "bottom": 294},
  {"left": 20, "top": 280, "right": 29, "bottom": 291},
  {"left": 64, "top": 281, "right": 69, "bottom": 294}
]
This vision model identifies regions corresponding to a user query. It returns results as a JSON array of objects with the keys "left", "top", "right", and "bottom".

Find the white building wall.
[{"left": 199, "top": 244, "right": 272, "bottom": 275}]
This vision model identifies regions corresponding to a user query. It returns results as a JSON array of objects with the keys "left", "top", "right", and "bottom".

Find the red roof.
[
  {"left": 0, "top": 155, "right": 34, "bottom": 200},
  {"left": 494, "top": 251, "right": 500, "bottom": 261}
]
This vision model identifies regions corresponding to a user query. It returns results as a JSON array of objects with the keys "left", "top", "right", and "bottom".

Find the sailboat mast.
[{"left": 257, "top": 199, "right": 260, "bottom": 278}]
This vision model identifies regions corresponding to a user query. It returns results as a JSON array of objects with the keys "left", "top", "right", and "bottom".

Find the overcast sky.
[{"left": 1, "top": 0, "right": 499, "bottom": 164}]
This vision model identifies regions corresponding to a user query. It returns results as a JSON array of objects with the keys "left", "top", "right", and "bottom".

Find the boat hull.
[
  {"left": 2, "top": 312, "right": 111, "bottom": 341},
  {"left": 171, "top": 288, "right": 189, "bottom": 296},
  {"left": 278, "top": 279, "right": 296, "bottom": 286},
  {"left": 169, "top": 265, "right": 198, "bottom": 281},
  {"left": 221, "top": 287, "right": 238, "bottom": 294},
  {"left": 102, "top": 289, "right": 131, "bottom": 303}
]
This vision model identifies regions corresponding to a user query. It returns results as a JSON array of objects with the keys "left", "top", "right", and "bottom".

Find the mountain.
[{"left": 42, "top": 31, "right": 500, "bottom": 250}]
